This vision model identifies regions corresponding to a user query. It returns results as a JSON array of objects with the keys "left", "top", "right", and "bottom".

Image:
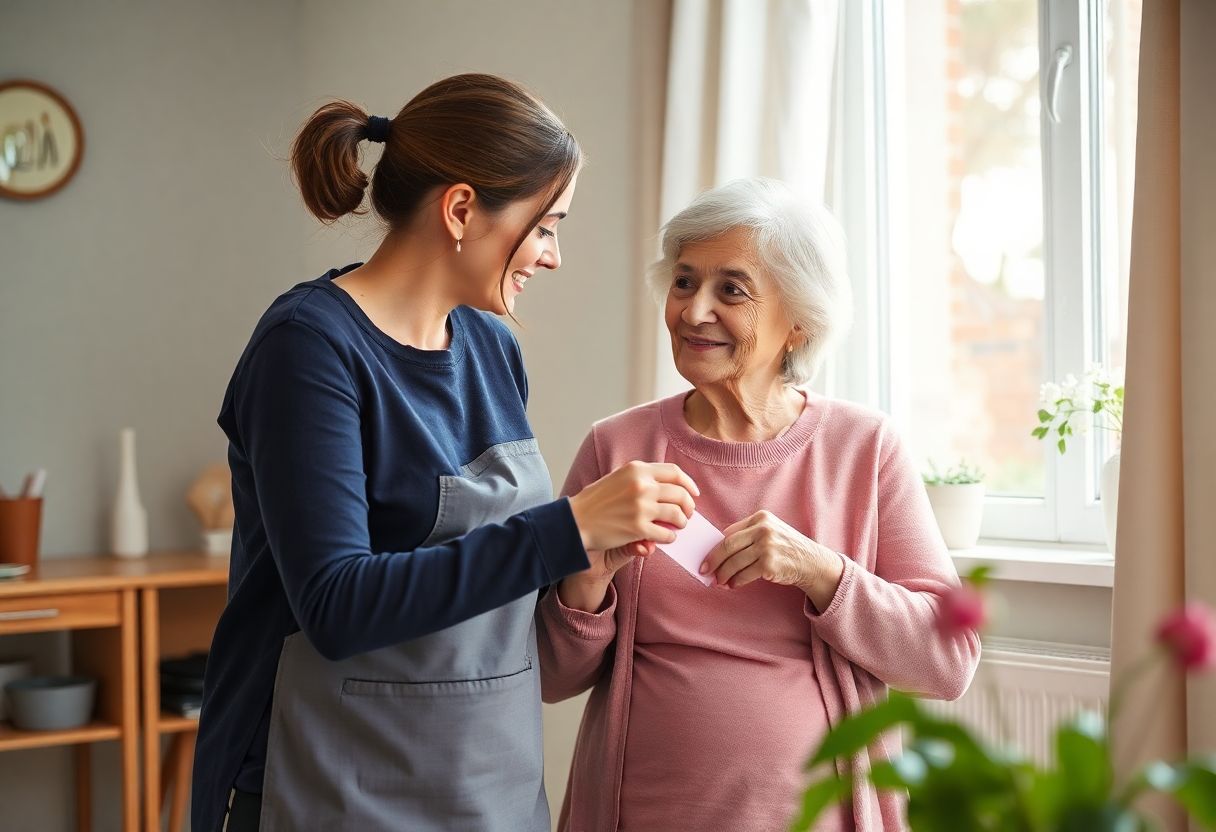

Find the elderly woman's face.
[{"left": 663, "top": 227, "right": 796, "bottom": 390}]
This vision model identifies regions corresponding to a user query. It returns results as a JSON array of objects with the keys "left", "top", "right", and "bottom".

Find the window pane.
[
  {"left": 1094, "top": 0, "right": 1141, "bottom": 471},
  {"left": 900, "top": 0, "right": 1045, "bottom": 496}
]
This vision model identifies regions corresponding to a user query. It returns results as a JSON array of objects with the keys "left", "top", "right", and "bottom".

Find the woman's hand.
[
  {"left": 556, "top": 539, "right": 658, "bottom": 613},
  {"left": 568, "top": 461, "right": 698, "bottom": 553},
  {"left": 699, "top": 511, "right": 844, "bottom": 611},
  {"left": 561, "top": 463, "right": 697, "bottom": 613}
]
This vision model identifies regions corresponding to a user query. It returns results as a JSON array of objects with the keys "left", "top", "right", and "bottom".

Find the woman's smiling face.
[{"left": 663, "top": 226, "right": 798, "bottom": 390}]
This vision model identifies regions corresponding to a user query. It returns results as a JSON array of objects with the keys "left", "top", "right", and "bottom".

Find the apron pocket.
[{"left": 336, "top": 660, "right": 543, "bottom": 812}]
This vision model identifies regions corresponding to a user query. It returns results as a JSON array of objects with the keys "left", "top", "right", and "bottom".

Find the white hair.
[{"left": 647, "top": 178, "right": 852, "bottom": 385}]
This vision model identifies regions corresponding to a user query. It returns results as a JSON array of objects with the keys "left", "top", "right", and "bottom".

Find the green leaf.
[
  {"left": 1059, "top": 438, "right": 1068, "bottom": 454},
  {"left": 1025, "top": 767, "right": 1068, "bottom": 827},
  {"left": 1057, "top": 803, "right": 1142, "bottom": 832},
  {"left": 869, "top": 752, "right": 929, "bottom": 789},
  {"left": 1168, "top": 763, "right": 1216, "bottom": 827},
  {"left": 1039, "top": 409, "right": 1053, "bottom": 423},
  {"left": 1055, "top": 715, "right": 1112, "bottom": 802},
  {"left": 966, "top": 565, "right": 993, "bottom": 587},
  {"left": 788, "top": 776, "right": 851, "bottom": 832},
  {"left": 1058, "top": 422, "right": 1069, "bottom": 436},
  {"left": 808, "top": 692, "right": 921, "bottom": 767},
  {"left": 1115, "top": 387, "right": 1125, "bottom": 400},
  {"left": 910, "top": 738, "right": 957, "bottom": 769},
  {"left": 1093, "top": 400, "right": 1104, "bottom": 413}
]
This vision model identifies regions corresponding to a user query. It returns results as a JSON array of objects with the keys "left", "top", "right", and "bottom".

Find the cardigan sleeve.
[
  {"left": 806, "top": 422, "right": 982, "bottom": 701},
  {"left": 536, "top": 427, "right": 622, "bottom": 703}
]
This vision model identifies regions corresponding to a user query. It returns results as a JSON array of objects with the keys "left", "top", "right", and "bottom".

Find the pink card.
[{"left": 657, "top": 511, "right": 723, "bottom": 587}]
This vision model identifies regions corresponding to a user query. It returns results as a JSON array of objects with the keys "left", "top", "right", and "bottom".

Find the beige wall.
[{"left": 0, "top": 1, "right": 306, "bottom": 560}]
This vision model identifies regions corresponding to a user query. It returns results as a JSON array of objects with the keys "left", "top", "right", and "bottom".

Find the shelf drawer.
[{"left": 0, "top": 591, "right": 122, "bottom": 634}]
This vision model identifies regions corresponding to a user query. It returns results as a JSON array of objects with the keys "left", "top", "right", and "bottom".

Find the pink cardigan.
[{"left": 537, "top": 392, "right": 982, "bottom": 831}]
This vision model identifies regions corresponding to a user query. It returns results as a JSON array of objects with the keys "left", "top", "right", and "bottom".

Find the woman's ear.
[{"left": 441, "top": 183, "right": 477, "bottom": 246}]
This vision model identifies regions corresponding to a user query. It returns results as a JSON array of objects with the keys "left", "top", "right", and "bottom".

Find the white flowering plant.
[
  {"left": 922, "top": 460, "right": 985, "bottom": 486},
  {"left": 1032, "top": 364, "right": 1124, "bottom": 455}
]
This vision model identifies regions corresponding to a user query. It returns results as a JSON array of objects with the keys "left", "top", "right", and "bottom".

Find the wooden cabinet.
[
  {"left": 138, "top": 563, "right": 228, "bottom": 832},
  {"left": 0, "top": 553, "right": 228, "bottom": 831}
]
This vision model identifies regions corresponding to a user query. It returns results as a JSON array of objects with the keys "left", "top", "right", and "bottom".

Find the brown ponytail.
[
  {"left": 290, "top": 99, "right": 374, "bottom": 222},
  {"left": 290, "top": 73, "right": 582, "bottom": 247}
]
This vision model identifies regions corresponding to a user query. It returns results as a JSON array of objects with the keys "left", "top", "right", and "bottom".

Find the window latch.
[{"left": 1046, "top": 44, "right": 1074, "bottom": 124}]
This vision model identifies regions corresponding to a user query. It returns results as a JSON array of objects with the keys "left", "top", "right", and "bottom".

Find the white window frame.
[{"left": 828, "top": 0, "right": 1120, "bottom": 546}]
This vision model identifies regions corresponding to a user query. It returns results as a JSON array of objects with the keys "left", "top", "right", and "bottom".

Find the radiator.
[{"left": 922, "top": 637, "right": 1111, "bottom": 766}]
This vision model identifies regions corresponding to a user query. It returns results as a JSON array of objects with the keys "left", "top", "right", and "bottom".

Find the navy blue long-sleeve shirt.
[{"left": 192, "top": 265, "right": 590, "bottom": 831}]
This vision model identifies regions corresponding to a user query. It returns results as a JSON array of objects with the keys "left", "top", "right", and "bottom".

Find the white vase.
[
  {"left": 1101, "top": 451, "right": 1121, "bottom": 555},
  {"left": 111, "top": 428, "right": 149, "bottom": 558},
  {"left": 925, "top": 482, "right": 986, "bottom": 549}
]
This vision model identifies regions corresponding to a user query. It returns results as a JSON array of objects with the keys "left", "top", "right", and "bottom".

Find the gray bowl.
[
  {"left": 0, "top": 658, "right": 34, "bottom": 721},
  {"left": 5, "top": 676, "right": 97, "bottom": 731}
]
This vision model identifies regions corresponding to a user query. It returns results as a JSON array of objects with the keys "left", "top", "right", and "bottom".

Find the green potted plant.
[
  {"left": 792, "top": 569, "right": 1216, "bottom": 832},
  {"left": 922, "top": 461, "right": 985, "bottom": 549},
  {"left": 1032, "top": 364, "right": 1124, "bottom": 552}
]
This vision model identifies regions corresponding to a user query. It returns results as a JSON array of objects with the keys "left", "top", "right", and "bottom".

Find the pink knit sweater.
[{"left": 537, "top": 391, "right": 982, "bottom": 831}]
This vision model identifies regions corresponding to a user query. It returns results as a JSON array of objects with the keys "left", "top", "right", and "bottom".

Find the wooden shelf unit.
[
  {"left": 0, "top": 552, "right": 228, "bottom": 832},
  {"left": 0, "top": 720, "right": 123, "bottom": 751},
  {"left": 140, "top": 573, "right": 228, "bottom": 832}
]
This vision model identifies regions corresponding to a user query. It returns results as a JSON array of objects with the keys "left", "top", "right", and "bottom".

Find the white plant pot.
[
  {"left": 925, "top": 482, "right": 986, "bottom": 550},
  {"left": 1101, "top": 451, "right": 1121, "bottom": 555}
]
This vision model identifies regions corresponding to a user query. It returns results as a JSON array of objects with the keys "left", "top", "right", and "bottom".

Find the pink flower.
[
  {"left": 937, "top": 583, "right": 987, "bottom": 637},
  {"left": 1155, "top": 603, "right": 1216, "bottom": 672}
]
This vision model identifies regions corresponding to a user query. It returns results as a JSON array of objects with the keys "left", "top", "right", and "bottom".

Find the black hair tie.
[{"left": 365, "top": 115, "right": 391, "bottom": 144}]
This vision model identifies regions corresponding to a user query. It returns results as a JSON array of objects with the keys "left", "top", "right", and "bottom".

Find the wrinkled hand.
[{"left": 700, "top": 511, "right": 840, "bottom": 600}]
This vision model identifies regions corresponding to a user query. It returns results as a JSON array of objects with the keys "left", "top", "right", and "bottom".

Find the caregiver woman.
[{"left": 191, "top": 74, "right": 698, "bottom": 832}]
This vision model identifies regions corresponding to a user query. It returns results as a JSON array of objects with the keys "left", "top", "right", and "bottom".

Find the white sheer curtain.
[{"left": 649, "top": 0, "right": 841, "bottom": 399}]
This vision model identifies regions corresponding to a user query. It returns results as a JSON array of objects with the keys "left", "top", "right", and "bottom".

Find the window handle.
[{"left": 1046, "top": 44, "right": 1074, "bottom": 124}]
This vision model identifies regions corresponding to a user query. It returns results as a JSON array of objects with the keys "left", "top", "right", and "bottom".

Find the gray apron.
[{"left": 258, "top": 439, "right": 554, "bottom": 831}]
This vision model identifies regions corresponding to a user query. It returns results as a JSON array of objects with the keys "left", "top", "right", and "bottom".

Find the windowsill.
[{"left": 950, "top": 540, "right": 1114, "bottom": 588}]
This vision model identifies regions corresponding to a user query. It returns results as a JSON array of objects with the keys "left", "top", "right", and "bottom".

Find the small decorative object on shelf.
[
  {"left": 186, "top": 463, "right": 234, "bottom": 556},
  {"left": 159, "top": 653, "right": 207, "bottom": 719},
  {"left": 5, "top": 675, "right": 97, "bottom": 731},
  {"left": 922, "top": 461, "right": 985, "bottom": 550},
  {"left": 0, "top": 467, "right": 47, "bottom": 569},
  {"left": 1032, "top": 364, "right": 1124, "bottom": 553},
  {"left": 793, "top": 569, "right": 1216, "bottom": 831},
  {"left": 110, "top": 428, "right": 149, "bottom": 558}
]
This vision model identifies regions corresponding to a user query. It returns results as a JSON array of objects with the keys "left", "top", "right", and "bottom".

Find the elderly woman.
[{"left": 537, "top": 178, "right": 981, "bottom": 831}]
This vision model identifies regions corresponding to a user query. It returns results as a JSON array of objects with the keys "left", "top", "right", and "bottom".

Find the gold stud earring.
[{"left": 456, "top": 238, "right": 462, "bottom": 253}]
